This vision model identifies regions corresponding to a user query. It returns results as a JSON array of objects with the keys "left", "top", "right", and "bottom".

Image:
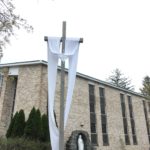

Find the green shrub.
[
  {"left": 24, "top": 107, "right": 43, "bottom": 140},
  {"left": 12, "top": 109, "right": 25, "bottom": 137},
  {"left": 35, "top": 109, "right": 42, "bottom": 139},
  {"left": 24, "top": 107, "right": 36, "bottom": 140},
  {"left": 6, "top": 112, "right": 19, "bottom": 138},
  {"left": 6, "top": 107, "right": 51, "bottom": 147},
  {"left": 41, "top": 114, "right": 50, "bottom": 142}
]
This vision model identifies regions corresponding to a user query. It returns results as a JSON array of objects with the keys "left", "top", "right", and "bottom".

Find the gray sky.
[{"left": 2, "top": 0, "right": 150, "bottom": 92}]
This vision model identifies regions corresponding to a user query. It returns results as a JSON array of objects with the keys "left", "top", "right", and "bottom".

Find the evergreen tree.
[
  {"left": 24, "top": 107, "right": 36, "bottom": 139},
  {"left": 24, "top": 107, "right": 42, "bottom": 140},
  {"left": 6, "top": 111, "right": 18, "bottom": 138},
  {"left": 35, "top": 109, "right": 42, "bottom": 140},
  {"left": 41, "top": 114, "right": 50, "bottom": 142},
  {"left": 12, "top": 109, "right": 25, "bottom": 137},
  {"left": 140, "top": 76, "right": 150, "bottom": 99},
  {"left": 107, "top": 68, "right": 134, "bottom": 91}
]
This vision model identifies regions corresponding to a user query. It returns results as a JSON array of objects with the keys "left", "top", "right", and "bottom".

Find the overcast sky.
[{"left": 2, "top": 0, "right": 150, "bottom": 92}]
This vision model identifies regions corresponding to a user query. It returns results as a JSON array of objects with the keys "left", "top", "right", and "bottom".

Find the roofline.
[
  {"left": 77, "top": 71, "right": 145, "bottom": 98},
  {"left": 0, "top": 60, "right": 47, "bottom": 67},
  {"left": 0, "top": 60, "right": 145, "bottom": 98}
]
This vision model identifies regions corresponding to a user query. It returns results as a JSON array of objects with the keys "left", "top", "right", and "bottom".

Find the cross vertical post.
[
  {"left": 44, "top": 21, "right": 83, "bottom": 150},
  {"left": 59, "top": 21, "right": 66, "bottom": 150}
]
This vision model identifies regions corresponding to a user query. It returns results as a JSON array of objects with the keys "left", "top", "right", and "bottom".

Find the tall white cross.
[{"left": 45, "top": 21, "right": 83, "bottom": 150}]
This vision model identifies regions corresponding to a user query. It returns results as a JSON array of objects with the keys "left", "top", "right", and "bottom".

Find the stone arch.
[{"left": 66, "top": 130, "right": 93, "bottom": 150}]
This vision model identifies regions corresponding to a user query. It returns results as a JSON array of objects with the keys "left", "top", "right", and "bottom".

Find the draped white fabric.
[{"left": 47, "top": 37, "right": 80, "bottom": 150}]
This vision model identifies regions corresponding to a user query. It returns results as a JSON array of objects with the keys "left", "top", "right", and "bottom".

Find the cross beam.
[{"left": 44, "top": 36, "right": 83, "bottom": 43}]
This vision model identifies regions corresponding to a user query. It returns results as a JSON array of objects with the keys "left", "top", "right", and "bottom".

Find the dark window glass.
[
  {"left": 91, "top": 134, "right": 98, "bottom": 145},
  {"left": 91, "top": 123, "right": 96, "bottom": 133},
  {"left": 100, "top": 88, "right": 106, "bottom": 115},
  {"left": 89, "top": 94, "right": 95, "bottom": 103},
  {"left": 131, "top": 126, "right": 135, "bottom": 135},
  {"left": 100, "top": 98, "right": 105, "bottom": 105},
  {"left": 102, "top": 124, "right": 107, "bottom": 133},
  {"left": 0, "top": 74, "right": 3, "bottom": 87},
  {"left": 123, "top": 118, "right": 128, "bottom": 134},
  {"left": 129, "top": 104, "right": 133, "bottom": 118},
  {"left": 131, "top": 119, "right": 135, "bottom": 134},
  {"left": 125, "top": 134, "right": 130, "bottom": 145},
  {"left": 120, "top": 94, "right": 126, "bottom": 118},
  {"left": 128, "top": 96, "right": 138, "bottom": 145},
  {"left": 128, "top": 96, "right": 131, "bottom": 104},
  {"left": 120, "top": 94, "right": 125, "bottom": 103},
  {"left": 133, "top": 135, "right": 137, "bottom": 145},
  {"left": 148, "top": 135, "right": 150, "bottom": 143},
  {"left": 11, "top": 77, "right": 18, "bottom": 116},
  {"left": 143, "top": 101, "right": 147, "bottom": 118},
  {"left": 100, "top": 88, "right": 104, "bottom": 97},
  {"left": 90, "top": 102, "right": 95, "bottom": 112},
  {"left": 103, "top": 134, "right": 109, "bottom": 146},
  {"left": 143, "top": 101, "right": 150, "bottom": 144},
  {"left": 100, "top": 104, "right": 105, "bottom": 114},
  {"left": 90, "top": 113, "right": 96, "bottom": 123},
  {"left": 130, "top": 118, "right": 135, "bottom": 127},
  {"left": 128, "top": 96, "right": 134, "bottom": 119},
  {"left": 120, "top": 94, "right": 131, "bottom": 145},
  {"left": 100, "top": 88, "right": 109, "bottom": 146},
  {"left": 148, "top": 103, "right": 150, "bottom": 113},
  {"left": 89, "top": 84, "right": 98, "bottom": 145},
  {"left": 89, "top": 85, "right": 94, "bottom": 95},
  {"left": 121, "top": 102, "right": 126, "bottom": 117},
  {"left": 101, "top": 115, "right": 107, "bottom": 124}
]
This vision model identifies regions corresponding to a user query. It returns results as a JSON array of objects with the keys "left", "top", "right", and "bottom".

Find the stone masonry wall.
[
  {"left": 0, "top": 68, "right": 9, "bottom": 122},
  {"left": 0, "top": 68, "right": 17, "bottom": 136},
  {"left": 14, "top": 64, "right": 47, "bottom": 119},
  {"left": 63, "top": 77, "right": 150, "bottom": 150},
  {"left": 89, "top": 83, "right": 149, "bottom": 150},
  {"left": 0, "top": 63, "right": 149, "bottom": 150},
  {"left": 38, "top": 65, "right": 48, "bottom": 114}
]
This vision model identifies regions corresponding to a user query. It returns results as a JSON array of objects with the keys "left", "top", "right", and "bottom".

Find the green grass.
[{"left": 0, "top": 138, "right": 51, "bottom": 150}]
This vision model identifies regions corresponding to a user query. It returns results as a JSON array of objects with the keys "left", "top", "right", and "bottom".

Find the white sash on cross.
[{"left": 47, "top": 37, "right": 80, "bottom": 150}]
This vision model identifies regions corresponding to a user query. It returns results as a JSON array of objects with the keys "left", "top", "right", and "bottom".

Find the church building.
[{"left": 0, "top": 60, "right": 149, "bottom": 150}]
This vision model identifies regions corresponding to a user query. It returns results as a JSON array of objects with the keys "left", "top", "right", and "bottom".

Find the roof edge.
[
  {"left": 0, "top": 60, "right": 145, "bottom": 98},
  {"left": 0, "top": 60, "right": 47, "bottom": 67}
]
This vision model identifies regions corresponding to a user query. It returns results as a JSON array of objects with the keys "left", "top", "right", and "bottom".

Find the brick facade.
[{"left": 0, "top": 60, "right": 149, "bottom": 150}]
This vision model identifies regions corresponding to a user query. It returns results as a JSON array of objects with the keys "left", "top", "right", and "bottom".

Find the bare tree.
[
  {"left": 107, "top": 68, "right": 134, "bottom": 91},
  {"left": 0, "top": 0, "right": 33, "bottom": 52}
]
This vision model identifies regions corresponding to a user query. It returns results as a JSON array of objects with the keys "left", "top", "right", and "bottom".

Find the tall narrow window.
[
  {"left": 11, "top": 77, "right": 18, "bottom": 117},
  {"left": 99, "top": 87, "right": 109, "bottom": 146},
  {"left": 143, "top": 101, "right": 150, "bottom": 144},
  {"left": 0, "top": 73, "right": 3, "bottom": 95},
  {"left": 148, "top": 102, "right": 150, "bottom": 113},
  {"left": 89, "top": 84, "right": 98, "bottom": 145},
  {"left": 120, "top": 94, "right": 130, "bottom": 145},
  {"left": 128, "top": 96, "right": 138, "bottom": 145}
]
